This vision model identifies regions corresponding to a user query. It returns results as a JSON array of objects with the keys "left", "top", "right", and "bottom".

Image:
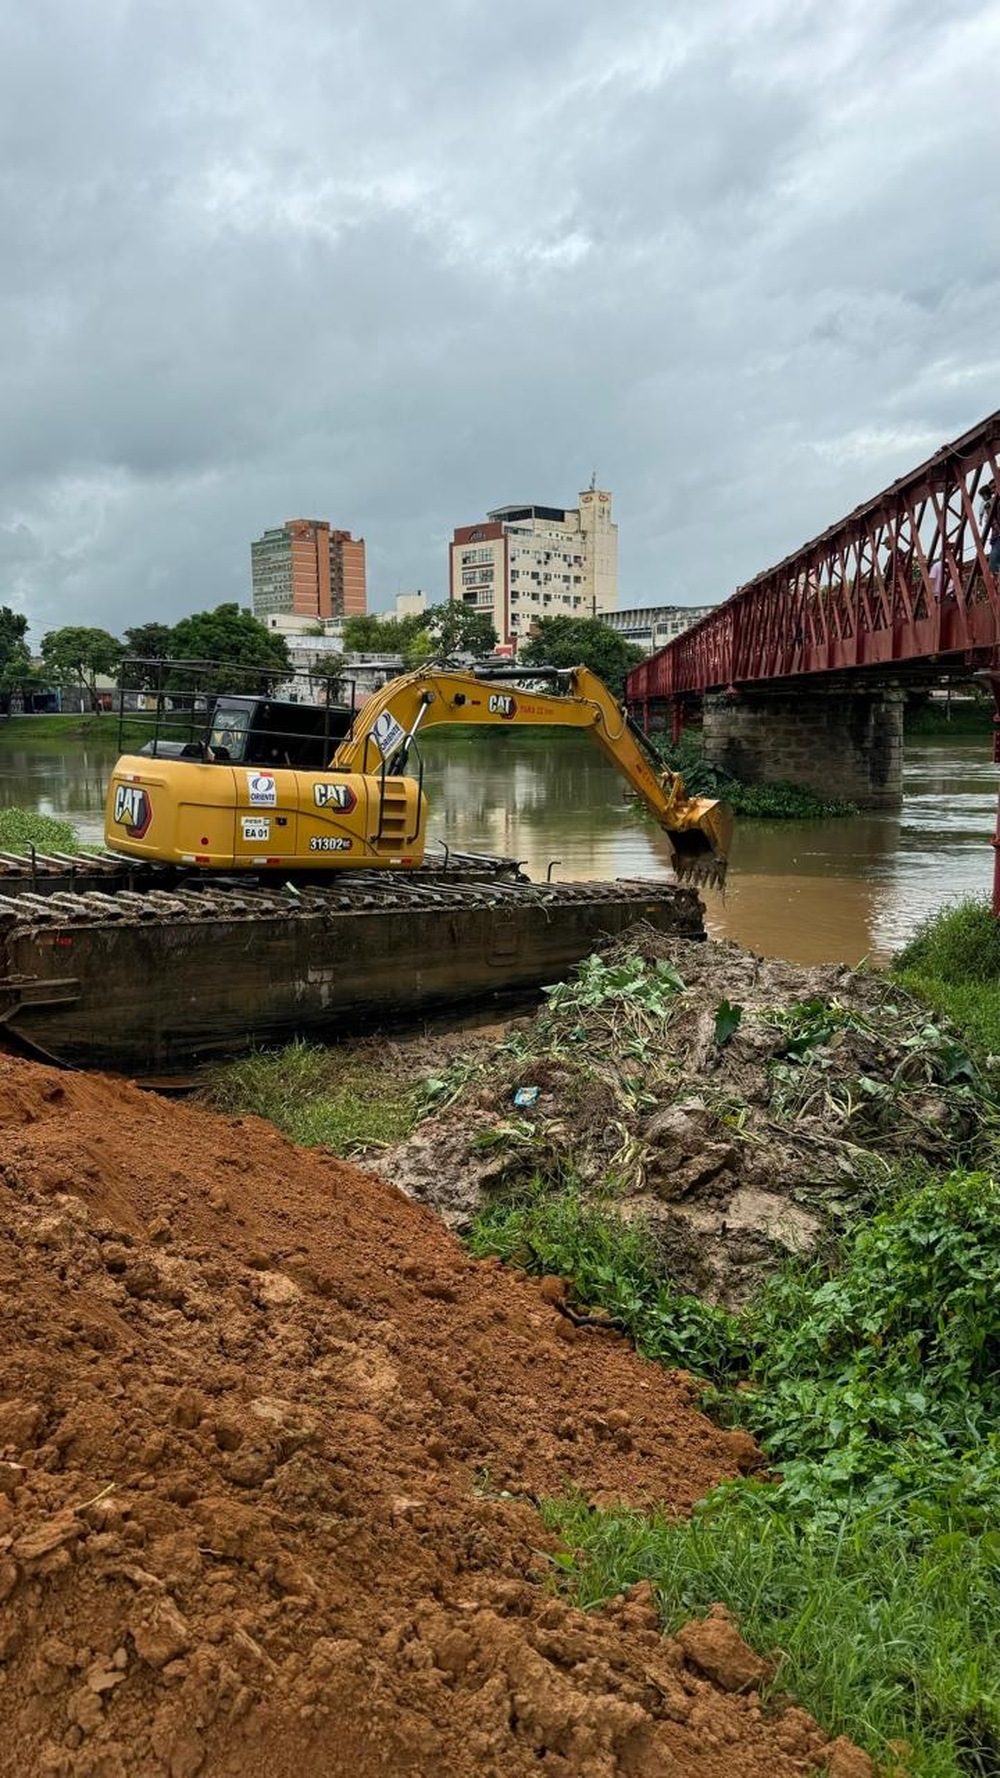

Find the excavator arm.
[{"left": 332, "top": 664, "right": 731, "bottom": 887}]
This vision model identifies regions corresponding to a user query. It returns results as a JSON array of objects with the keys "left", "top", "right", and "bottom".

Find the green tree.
[
  {"left": 39, "top": 625, "right": 124, "bottom": 713},
  {"left": 122, "top": 623, "right": 177, "bottom": 691},
  {"left": 0, "top": 607, "right": 31, "bottom": 713},
  {"left": 424, "top": 602, "right": 497, "bottom": 660},
  {"left": 168, "top": 604, "right": 290, "bottom": 693},
  {"left": 342, "top": 603, "right": 497, "bottom": 666},
  {"left": 0, "top": 605, "right": 28, "bottom": 668},
  {"left": 341, "top": 612, "right": 418, "bottom": 654},
  {"left": 517, "top": 617, "right": 644, "bottom": 699}
]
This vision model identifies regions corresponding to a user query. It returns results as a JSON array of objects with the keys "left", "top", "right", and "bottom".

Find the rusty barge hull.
[{"left": 0, "top": 856, "right": 703, "bottom": 1074}]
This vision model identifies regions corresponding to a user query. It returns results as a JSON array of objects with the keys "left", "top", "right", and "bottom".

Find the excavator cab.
[{"left": 202, "top": 696, "right": 354, "bottom": 769}]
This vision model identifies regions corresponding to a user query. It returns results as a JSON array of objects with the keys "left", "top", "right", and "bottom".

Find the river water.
[{"left": 1, "top": 726, "right": 994, "bottom": 966}]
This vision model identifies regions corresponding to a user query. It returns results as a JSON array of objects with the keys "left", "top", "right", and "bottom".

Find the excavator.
[{"left": 103, "top": 661, "right": 731, "bottom": 888}]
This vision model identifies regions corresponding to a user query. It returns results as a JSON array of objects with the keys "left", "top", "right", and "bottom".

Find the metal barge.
[{"left": 0, "top": 850, "right": 703, "bottom": 1076}]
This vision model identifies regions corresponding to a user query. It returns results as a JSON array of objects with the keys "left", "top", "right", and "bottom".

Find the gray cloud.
[{"left": 1, "top": 0, "right": 998, "bottom": 639}]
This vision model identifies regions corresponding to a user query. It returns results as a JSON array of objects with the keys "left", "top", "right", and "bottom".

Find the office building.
[
  {"left": 602, "top": 604, "right": 716, "bottom": 656},
  {"left": 449, "top": 488, "right": 617, "bottom": 650},
  {"left": 251, "top": 519, "right": 367, "bottom": 622}
]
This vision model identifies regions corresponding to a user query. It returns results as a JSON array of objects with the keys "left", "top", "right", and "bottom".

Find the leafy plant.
[
  {"left": 523, "top": 1165, "right": 1000, "bottom": 1776},
  {"left": 650, "top": 729, "right": 857, "bottom": 819},
  {"left": 713, "top": 999, "right": 743, "bottom": 1047},
  {"left": 543, "top": 954, "right": 685, "bottom": 1017},
  {"left": 0, "top": 806, "right": 81, "bottom": 854}
]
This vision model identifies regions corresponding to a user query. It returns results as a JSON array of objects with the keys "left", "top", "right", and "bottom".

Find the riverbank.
[
  {"left": 0, "top": 713, "right": 117, "bottom": 742},
  {"left": 201, "top": 905, "right": 1000, "bottom": 1776}
]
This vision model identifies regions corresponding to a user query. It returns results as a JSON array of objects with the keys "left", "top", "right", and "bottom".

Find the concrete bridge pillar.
[{"left": 701, "top": 686, "right": 905, "bottom": 810}]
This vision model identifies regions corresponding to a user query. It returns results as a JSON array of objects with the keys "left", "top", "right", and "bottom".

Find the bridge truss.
[{"left": 627, "top": 407, "right": 1000, "bottom": 711}]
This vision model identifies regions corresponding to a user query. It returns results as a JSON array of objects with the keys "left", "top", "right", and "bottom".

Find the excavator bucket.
[{"left": 663, "top": 797, "right": 733, "bottom": 891}]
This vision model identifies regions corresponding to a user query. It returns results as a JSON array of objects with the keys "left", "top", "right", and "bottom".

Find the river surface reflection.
[{"left": 1, "top": 726, "right": 994, "bottom": 966}]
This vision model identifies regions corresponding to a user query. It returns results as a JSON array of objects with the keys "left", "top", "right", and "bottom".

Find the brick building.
[{"left": 251, "top": 519, "right": 367, "bottom": 621}]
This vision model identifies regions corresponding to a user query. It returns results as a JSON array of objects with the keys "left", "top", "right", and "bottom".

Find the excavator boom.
[{"left": 331, "top": 663, "right": 731, "bottom": 887}]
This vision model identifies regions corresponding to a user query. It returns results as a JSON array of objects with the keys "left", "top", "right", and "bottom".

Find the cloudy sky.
[{"left": 2, "top": 0, "right": 998, "bottom": 640}]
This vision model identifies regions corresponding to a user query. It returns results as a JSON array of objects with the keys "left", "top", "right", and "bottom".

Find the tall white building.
[{"left": 449, "top": 489, "right": 618, "bottom": 651}]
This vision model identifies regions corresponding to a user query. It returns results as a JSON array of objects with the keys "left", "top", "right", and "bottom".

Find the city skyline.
[{"left": 2, "top": 3, "right": 997, "bottom": 636}]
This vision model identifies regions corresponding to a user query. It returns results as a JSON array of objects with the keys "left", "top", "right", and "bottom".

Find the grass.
[
  {"left": 498, "top": 1171, "right": 1000, "bottom": 1777},
  {"left": 543, "top": 1496, "right": 1000, "bottom": 1777},
  {"left": 468, "top": 1186, "right": 746, "bottom": 1382},
  {"left": 895, "top": 897, "right": 1000, "bottom": 1056},
  {"left": 0, "top": 806, "right": 83, "bottom": 853},
  {"left": 0, "top": 713, "right": 118, "bottom": 742},
  {"left": 0, "top": 713, "right": 159, "bottom": 748},
  {"left": 203, "top": 1040, "right": 419, "bottom": 1155}
]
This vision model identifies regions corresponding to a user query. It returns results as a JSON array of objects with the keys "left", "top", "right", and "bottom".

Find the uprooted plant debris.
[{"left": 377, "top": 926, "right": 996, "bottom": 1306}]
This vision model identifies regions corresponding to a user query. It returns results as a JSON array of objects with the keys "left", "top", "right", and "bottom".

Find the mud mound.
[
  {"left": 0, "top": 1053, "right": 842, "bottom": 1777},
  {"left": 378, "top": 930, "right": 986, "bottom": 1305}
]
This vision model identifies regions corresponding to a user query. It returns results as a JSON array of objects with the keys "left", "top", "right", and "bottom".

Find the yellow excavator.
[{"left": 104, "top": 663, "right": 731, "bottom": 887}]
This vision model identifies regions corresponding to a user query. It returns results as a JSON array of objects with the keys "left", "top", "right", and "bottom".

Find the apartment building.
[
  {"left": 251, "top": 519, "right": 367, "bottom": 622},
  {"left": 449, "top": 489, "right": 617, "bottom": 650}
]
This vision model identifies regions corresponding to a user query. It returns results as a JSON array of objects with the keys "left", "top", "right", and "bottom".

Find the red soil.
[{"left": 0, "top": 1055, "right": 844, "bottom": 1777}]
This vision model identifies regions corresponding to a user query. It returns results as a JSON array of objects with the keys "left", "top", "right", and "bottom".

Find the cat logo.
[
  {"left": 113, "top": 784, "right": 152, "bottom": 839},
  {"left": 313, "top": 782, "right": 358, "bottom": 813},
  {"left": 488, "top": 694, "right": 517, "bottom": 719}
]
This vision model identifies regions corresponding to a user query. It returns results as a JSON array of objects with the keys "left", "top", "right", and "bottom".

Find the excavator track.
[{"left": 0, "top": 852, "right": 704, "bottom": 1076}]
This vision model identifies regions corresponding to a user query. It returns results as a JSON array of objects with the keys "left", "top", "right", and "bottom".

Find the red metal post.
[{"left": 978, "top": 670, "right": 1000, "bottom": 916}]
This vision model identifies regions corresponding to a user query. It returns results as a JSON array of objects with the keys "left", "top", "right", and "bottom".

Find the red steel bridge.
[
  {"left": 625, "top": 407, "right": 1000, "bottom": 904},
  {"left": 627, "top": 407, "right": 1000, "bottom": 714}
]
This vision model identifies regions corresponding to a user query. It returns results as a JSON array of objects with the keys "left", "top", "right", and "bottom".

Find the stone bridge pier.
[{"left": 701, "top": 685, "right": 905, "bottom": 810}]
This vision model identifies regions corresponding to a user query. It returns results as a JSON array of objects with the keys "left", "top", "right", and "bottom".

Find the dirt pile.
[
  {"left": 0, "top": 1052, "right": 849, "bottom": 1777},
  {"left": 378, "top": 928, "right": 986, "bottom": 1304}
]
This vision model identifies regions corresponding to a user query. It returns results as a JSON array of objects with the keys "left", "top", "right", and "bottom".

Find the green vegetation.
[
  {"left": 0, "top": 602, "right": 289, "bottom": 710},
  {"left": 167, "top": 603, "right": 290, "bottom": 690},
  {"left": 0, "top": 713, "right": 118, "bottom": 741},
  {"left": 204, "top": 1040, "right": 419, "bottom": 1155},
  {"left": 469, "top": 1187, "right": 745, "bottom": 1381},
  {"left": 342, "top": 602, "right": 497, "bottom": 663},
  {"left": 0, "top": 806, "right": 82, "bottom": 853},
  {"left": 543, "top": 1494, "right": 1000, "bottom": 1776},
  {"left": 895, "top": 896, "right": 1000, "bottom": 1056},
  {"left": 0, "top": 605, "right": 34, "bottom": 706},
  {"left": 904, "top": 695, "right": 993, "bottom": 735},
  {"left": 459, "top": 909, "right": 1000, "bottom": 1775},
  {"left": 210, "top": 911, "right": 1000, "bottom": 1774},
  {"left": 39, "top": 626, "right": 123, "bottom": 712},
  {"left": 652, "top": 728, "right": 857, "bottom": 818},
  {"left": 518, "top": 616, "right": 644, "bottom": 699},
  {"left": 477, "top": 1172, "right": 1000, "bottom": 1776}
]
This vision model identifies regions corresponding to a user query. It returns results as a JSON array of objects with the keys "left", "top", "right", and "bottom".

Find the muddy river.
[{"left": 1, "top": 726, "right": 994, "bottom": 967}]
